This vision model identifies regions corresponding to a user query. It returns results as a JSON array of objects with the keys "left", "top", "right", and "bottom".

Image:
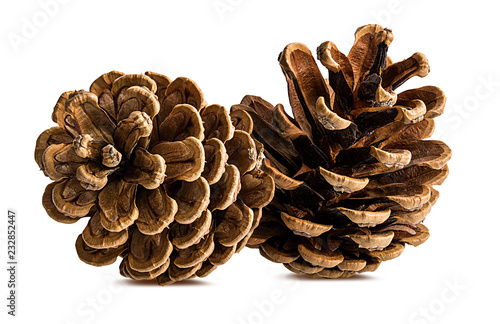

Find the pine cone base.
[{"left": 35, "top": 71, "right": 274, "bottom": 285}]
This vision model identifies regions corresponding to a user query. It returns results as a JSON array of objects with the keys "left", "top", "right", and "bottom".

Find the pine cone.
[
  {"left": 234, "top": 24, "right": 452, "bottom": 278},
  {"left": 35, "top": 71, "right": 274, "bottom": 285}
]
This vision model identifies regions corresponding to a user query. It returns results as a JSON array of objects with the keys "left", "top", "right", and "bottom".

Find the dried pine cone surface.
[
  {"left": 35, "top": 71, "right": 274, "bottom": 285},
  {"left": 234, "top": 24, "right": 452, "bottom": 278}
]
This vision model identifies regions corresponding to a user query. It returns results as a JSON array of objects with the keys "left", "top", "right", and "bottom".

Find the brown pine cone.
[
  {"left": 233, "top": 24, "right": 451, "bottom": 278},
  {"left": 35, "top": 71, "right": 274, "bottom": 285}
]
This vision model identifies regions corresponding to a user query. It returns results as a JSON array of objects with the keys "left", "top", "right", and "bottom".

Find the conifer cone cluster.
[
  {"left": 35, "top": 71, "right": 274, "bottom": 285},
  {"left": 234, "top": 24, "right": 452, "bottom": 278}
]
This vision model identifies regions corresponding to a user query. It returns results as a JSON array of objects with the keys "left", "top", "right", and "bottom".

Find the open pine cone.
[
  {"left": 35, "top": 71, "right": 274, "bottom": 285},
  {"left": 234, "top": 24, "right": 451, "bottom": 278}
]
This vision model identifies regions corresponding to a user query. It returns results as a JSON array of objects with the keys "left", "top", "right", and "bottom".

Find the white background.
[{"left": 1, "top": 1, "right": 498, "bottom": 323}]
